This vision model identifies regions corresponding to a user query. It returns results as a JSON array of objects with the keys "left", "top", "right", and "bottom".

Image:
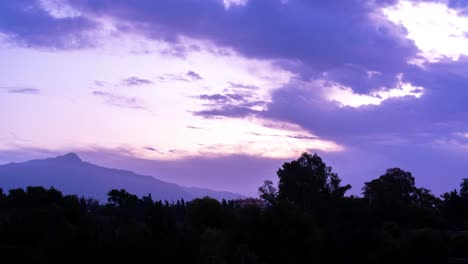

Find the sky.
[{"left": 1, "top": 0, "right": 468, "bottom": 197}]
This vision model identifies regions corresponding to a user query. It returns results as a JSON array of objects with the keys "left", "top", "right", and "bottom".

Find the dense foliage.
[{"left": 1, "top": 152, "right": 468, "bottom": 263}]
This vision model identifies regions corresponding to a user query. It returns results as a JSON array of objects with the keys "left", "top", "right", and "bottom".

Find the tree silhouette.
[
  {"left": 460, "top": 178, "right": 468, "bottom": 200},
  {"left": 2, "top": 156, "right": 468, "bottom": 262},
  {"left": 277, "top": 152, "right": 351, "bottom": 209},
  {"left": 363, "top": 168, "right": 416, "bottom": 209},
  {"left": 107, "top": 189, "right": 139, "bottom": 208},
  {"left": 361, "top": 167, "right": 438, "bottom": 224},
  {"left": 258, "top": 180, "right": 277, "bottom": 205}
]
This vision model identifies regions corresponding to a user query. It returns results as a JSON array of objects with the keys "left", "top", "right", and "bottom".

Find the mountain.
[{"left": 0, "top": 153, "right": 243, "bottom": 202}]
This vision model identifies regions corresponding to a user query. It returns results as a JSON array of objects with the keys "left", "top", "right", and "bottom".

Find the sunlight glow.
[
  {"left": 137, "top": 118, "right": 344, "bottom": 160},
  {"left": 383, "top": 1, "right": 468, "bottom": 62},
  {"left": 326, "top": 74, "right": 424, "bottom": 107},
  {"left": 0, "top": 31, "right": 327, "bottom": 161}
]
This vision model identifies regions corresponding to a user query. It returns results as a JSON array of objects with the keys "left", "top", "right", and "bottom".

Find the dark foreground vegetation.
[{"left": 1, "top": 153, "right": 468, "bottom": 263}]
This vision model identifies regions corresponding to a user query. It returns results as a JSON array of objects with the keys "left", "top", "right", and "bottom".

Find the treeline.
[{"left": 1, "top": 153, "right": 468, "bottom": 263}]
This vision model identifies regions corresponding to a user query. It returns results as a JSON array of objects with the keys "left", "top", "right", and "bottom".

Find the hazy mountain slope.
[{"left": 0, "top": 153, "right": 243, "bottom": 202}]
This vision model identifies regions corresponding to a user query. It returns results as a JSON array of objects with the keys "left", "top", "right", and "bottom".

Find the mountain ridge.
[{"left": 0, "top": 153, "right": 244, "bottom": 202}]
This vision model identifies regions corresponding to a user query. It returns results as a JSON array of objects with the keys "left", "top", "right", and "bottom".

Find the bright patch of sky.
[
  {"left": 223, "top": 0, "right": 248, "bottom": 9},
  {"left": 384, "top": 1, "right": 468, "bottom": 62},
  {"left": 325, "top": 74, "right": 424, "bottom": 107},
  {"left": 0, "top": 31, "right": 344, "bottom": 160},
  {"left": 38, "top": 0, "right": 82, "bottom": 18}
]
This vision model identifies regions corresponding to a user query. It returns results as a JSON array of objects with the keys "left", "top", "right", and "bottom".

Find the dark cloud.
[
  {"left": 144, "top": 147, "right": 158, "bottom": 152},
  {"left": 92, "top": 91, "right": 145, "bottom": 110},
  {"left": 122, "top": 77, "right": 153, "bottom": 86},
  {"left": 448, "top": 0, "right": 468, "bottom": 15},
  {"left": 7, "top": 88, "right": 40, "bottom": 95},
  {"left": 1, "top": 0, "right": 418, "bottom": 93},
  {"left": 259, "top": 58, "right": 468, "bottom": 193},
  {"left": 69, "top": 0, "right": 417, "bottom": 93},
  {"left": 195, "top": 91, "right": 267, "bottom": 118},
  {"left": 184, "top": 56, "right": 468, "bottom": 194},
  {"left": 193, "top": 106, "right": 259, "bottom": 119},
  {"left": 186, "top": 71, "right": 202, "bottom": 80},
  {"left": 199, "top": 93, "right": 246, "bottom": 103},
  {"left": 144, "top": 147, "right": 166, "bottom": 154},
  {"left": 0, "top": 0, "right": 98, "bottom": 49},
  {"left": 196, "top": 57, "right": 468, "bottom": 147}
]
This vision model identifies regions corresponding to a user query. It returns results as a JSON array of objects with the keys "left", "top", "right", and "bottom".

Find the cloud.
[
  {"left": 448, "top": 0, "right": 468, "bottom": 15},
  {"left": 121, "top": 76, "right": 153, "bottom": 86},
  {"left": 68, "top": 0, "right": 417, "bottom": 93},
  {"left": 186, "top": 71, "right": 202, "bottom": 80},
  {"left": 195, "top": 91, "right": 267, "bottom": 118},
  {"left": 93, "top": 80, "right": 106, "bottom": 87},
  {"left": 247, "top": 131, "right": 318, "bottom": 140},
  {"left": 228, "top": 82, "right": 259, "bottom": 90},
  {"left": 193, "top": 106, "right": 260, "bottom": 119},
  {"left": 186, "top": 126, "right": 203, "bottom": 130},
  {"left": 199, "top": 93, "right": 246, "bottom": 103},
  {"left": 158, "top": 71, "right": 203, "bottom": 82},
  {"left": 253, "top": 58, "right": 468, "bottom": 191},
  {"left": 144, "top": 146, "right": 167, "bottom": 154},
  {"left": 0, "top": 0, "right": 98, "bottom": 49},
  {"left": 1, "top": 0, "right": 419, "bottom": 93},
  {"left": 7, "top": 88, "right": 41, "bottom": 95},
  {"left": 180, "top": 55, "right": 468, "bottom": 194},
  {"left": 92, "top": 91, "right": 146, "bottom": 110},
  {"left": 383, "top": 1, "right": 468, "bottom": 62},
  {"left": 144, "top": 147, "right": 158, "bottom": 152}
]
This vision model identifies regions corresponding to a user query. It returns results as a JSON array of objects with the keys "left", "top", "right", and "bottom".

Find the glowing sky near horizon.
[
  {"left": 1, "top": 0, "right": 468, "bottom": 195},
  {"left": 0, "top": 34, "right": 307, "bottom": 159}
]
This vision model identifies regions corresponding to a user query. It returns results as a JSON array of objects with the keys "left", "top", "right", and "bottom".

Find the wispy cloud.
[
  {"left": 186, "top": 126, "right": 203, "bottom": 130},
  {"left": 144, "top": 146, "right": 165, "bottom": 154},
  {"left": 194, "top": 91, "right": 267, "bottom": 118},
  {"left": 247, "top": 131, "right": 318, "bottom": 140},
  {"left": 145, "top": 147, "right": 158, "bottom": 151},
  {"left": 159, "top": 71, "right": 203, "bottom": 82},
  {"left": 7, "top": 88, "right": 41, "bottom": 95},
  {"left": 122, "top": 77, "right": 153, "bottom": 86},
  {"left": 202, "top": 93, "right": 252, "bottom": 102},
  {"left": 228, "top": 82, "right": 259, "bottom": 90},
  {"left": 93, "top": 80, "right": 106, "bottom": 87},
  {"left": 92, "top": 91, "right": 145, "bottom": 110}
]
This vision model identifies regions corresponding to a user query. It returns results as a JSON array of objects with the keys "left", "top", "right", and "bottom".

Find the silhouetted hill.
[{"left": 0, "top": 153, "right": 243, "bottom": 201}]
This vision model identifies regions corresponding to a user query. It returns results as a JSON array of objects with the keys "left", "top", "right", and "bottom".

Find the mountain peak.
[
  {"left": 56, "top": 153, "right": 82, "bottom": 163},
  {"left": 0, "top": 153, "right": 243, "bottom": 202}
]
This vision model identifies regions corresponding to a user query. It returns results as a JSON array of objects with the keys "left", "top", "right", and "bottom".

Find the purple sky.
[{"left": 1, "top": 0, "right": 468, "bottom": 197}]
